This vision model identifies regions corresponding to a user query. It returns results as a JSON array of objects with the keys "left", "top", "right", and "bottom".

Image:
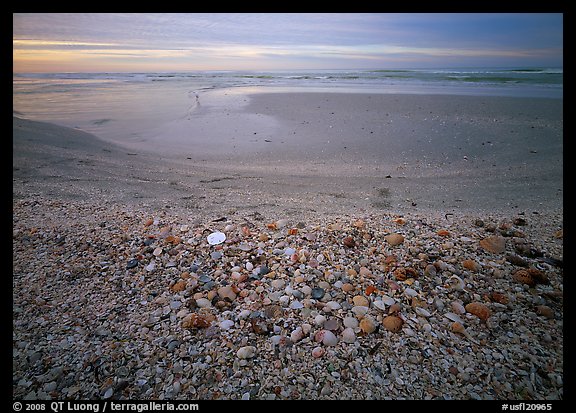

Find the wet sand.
[{"left": 13, "top": 92, "right": 563, "bottom": 219}]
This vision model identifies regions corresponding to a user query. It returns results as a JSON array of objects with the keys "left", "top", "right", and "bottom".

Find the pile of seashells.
[{"left": 13, "top": 197, "right": 563, "bottom": 400}]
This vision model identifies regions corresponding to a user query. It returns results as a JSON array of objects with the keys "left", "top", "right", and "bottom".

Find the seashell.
[
  {"left": 365, "top": 285, "right": 378, "bottom": 295},
  {"left": 490, "top": 292, "right": 509, "bottom": 305},
  {"left": 351, "top": 306, "right": 369, "bottom": 317},
  {"left": 373, "top": 300, "right": 386, "bottom": 312},
  {"left": 450, "top": 321, "right": 478, "bottom": 344},
  {"left": 450, "top": 321, "right": 466, "bottom": 335},
  {"left": 512, "top": 269, "right": 536, "bottom": 286},
  {"left": 290, "top": 327, "right": 304, "bottom": 342},
  {"left": 465, "top": 302, "right": 491, "bottom": 321},
  {"left": 312, "top": 346, "right": 325, "bottom": 358},
  {"left": 287, "top": 228, "right": 298, "bottom": 235},
  {"left": 536, "top": 305, "right": 554, "bottom": 319},
  {"left": 343, "top": 317, "right": 358, "bottom": 329},
  {"left": 437, "top": 229, "right": 451, "bottom": 237},
  {"left": 388, "top": 303, "right": 402, "bottom": 314},
  {"left": 266, "top": 222, "right": 278, "bottom": 230},
  {"left": 381, "top": 295, "right": 395, "bottom": 306},
  {"left": 393, "top": 217, "right": 406, "bottom": 225},
  {"left": 404, "top": 288, "right": 418, "bottom": 298},
  {"left": 359, "top": 316, "right": 377, "bottom": 334},
  {"left": 171, "top": 280, "right": 187, "bottom": 293},
  {"left": 479, "top": 235, "right": 506, "bottom": 254},
  {"left": 462, "top": 259, "right": 480, "bottom": 272},
  {"left": 219, "top": 320, "right": 234, "bottom": 330},
  {"left": 446, "top": 275, "right": 465, "bottom": 291},
  {"left": 450, "top": 301, "right": 466, "bottom": 314},
  {"left": 415, "top": 307, "right": 431, "bottom": 318},
  {"left": 341, "top": 327, "right": 356, "bottom": 343},
  {"left": 236, "top": 346, "right": 257, "bottom": 359},
  {"left": 343, "top": 236, "right": 356, "bottom": 248},
  {"left": 382, "top": 315, "right": 403, "bottom": 333},
  {"left": 444, "top": 312, "right": 465, "bottom": 324},
  {"left": 352, "top": 295, "right": 369, "bottom": 307},
  {"left": 353, "top": 219, "right": 365, "bottom": 228},
  {"left": 527, "top": 267, "right": 549, "bottom": 284},
  {"left": 393, "top": 267, "right": 407, "bottom": 281},
  {"left": 385, "top": 233, "right": 404, "bottom": 246},
  {"left": 323, "top": 317, "right": 340, "bottom": 331},
  {"left": 182, "top": 313, "right": 212, "bottom": 329},
  {"left": 321, "top": 330, "right": 338, "bottom": 346},
  {"left": 250, "top": 318, "right": 270, "bottom": 335}
]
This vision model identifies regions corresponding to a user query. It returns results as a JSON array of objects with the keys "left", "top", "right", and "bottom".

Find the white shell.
[
  {"left": 207, "top": 231, "right": 226, "bottom": 245},
  {"left": 322, "top": 330, "right": 338, "bottom": 346},
  {"left": 415, "top": 307, "right": 431, "bottom": 318},
  {"left": 444, "top": 312, "right": 465, "bottom": 324},
  {"left": 341, "top": 327, "right": 356, "bottom": 343}
]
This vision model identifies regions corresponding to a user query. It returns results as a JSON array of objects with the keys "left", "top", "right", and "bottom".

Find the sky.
[{"left": 13, "top": 13, "right": 563, "bottom": 72}]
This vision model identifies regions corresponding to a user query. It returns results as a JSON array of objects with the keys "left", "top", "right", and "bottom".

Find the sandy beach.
[{"left": 13, "top": 91, "right": 563, "bottom": 400}]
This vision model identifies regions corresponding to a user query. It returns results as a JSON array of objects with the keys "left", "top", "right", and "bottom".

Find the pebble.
[{"left": 12, "top": 198, "right": 563, "bottom": 401}]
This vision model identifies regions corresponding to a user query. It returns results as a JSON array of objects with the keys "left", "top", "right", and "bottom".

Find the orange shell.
[
  {"left": 365, "top": 285, "right": 378, "bottom": 295},
  {"left": 465, "top": 302, "right": 491, "bottom": 321},
  {"left": 382, "top": 315, "right": 403, "bottom": 333},
  {"left": 450, "top": 321, "right": 467, "bottom": 335},
  {"left": 437, "top": 229, "right": 451, "bottom": 237}
]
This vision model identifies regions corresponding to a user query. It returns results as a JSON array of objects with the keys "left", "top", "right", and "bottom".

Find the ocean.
[{"left": 13, "top": 67, "right": 563, "bottom": 144}]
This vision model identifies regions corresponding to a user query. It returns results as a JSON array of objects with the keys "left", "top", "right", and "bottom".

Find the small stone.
[
  {"left": 126, "top": 259, "right": 138, "bottom": 269},
  {"left": 311, "top": 287, "right": 325, "bottom": 299},
  {"left": 153, "top": 247, "right": 163, "bottom": 256}
]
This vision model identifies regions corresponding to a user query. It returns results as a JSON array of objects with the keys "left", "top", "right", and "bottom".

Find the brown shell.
[
  {"left": 343, "top": 236, "right": 356, "bottom": 248},
  {"left": 490, "top": 292, "right": 509, "bottom": 305},
  {"left": 527, "top": 268, "right": 549, "bottom": 284},
  {"left": 182, "top": 312, "right": 213, "bottom": 329},
  {"left": 382, "top": 315, "right": 403, "bottom": 333},
  {"left": 462, "top": 259, "right": 480, "bottom": 272},
  {"left": 393, "top": 267, "right": 407, "bottom": 281},
  {"left": 385, "top": 233, "right": 405, "bottom": 246},
  {"left": 479, "top": 235, "right": 507, "bottom": 254},
  {"left": 170, "top": 280, "right": 187, "bottom": 293},
  {"left": 465, "top": 302, "right": 491, "bottom": 321},
  {"left": 450, "top": 321, "right": 467, "bottom": 335},
  {"left": 512, "top": 269, "right": 536, "bottom": 286}
]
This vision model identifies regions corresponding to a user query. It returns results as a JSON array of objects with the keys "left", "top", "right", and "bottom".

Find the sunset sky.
[{"left": 13, "top": 13, "right": 563, "bottom": 73}]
